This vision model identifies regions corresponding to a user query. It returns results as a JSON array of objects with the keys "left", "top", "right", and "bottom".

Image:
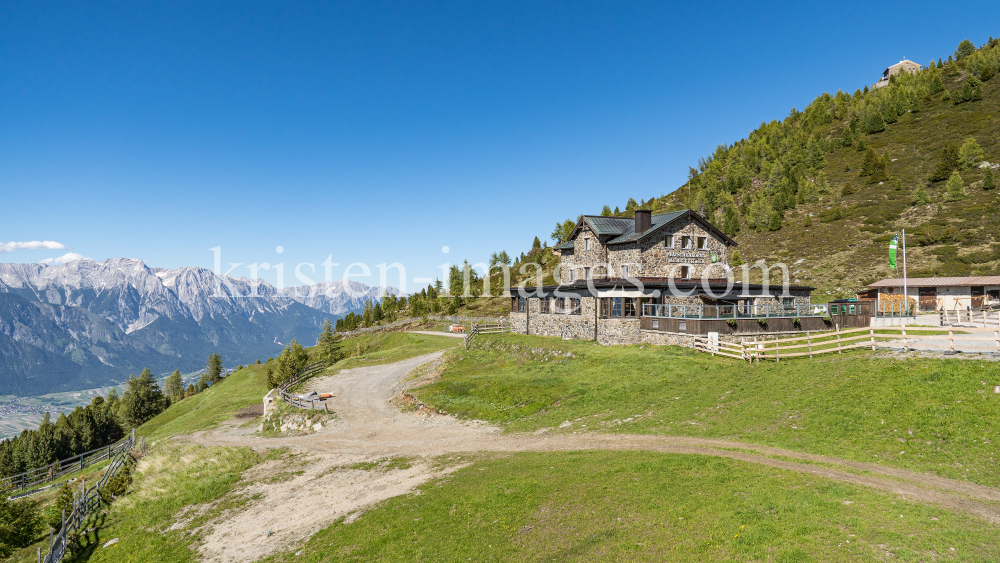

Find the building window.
[
  {"left": 664, "top": 235, "right": 673, "bottom": 248},
  {"left": 585, "top": 238, "right": 591, "bottom": 251},
  {"left": 540, "top": 298, "right": 550, "bottom": 313},
  {"left": 511, "top": 296, "right": 527, "bottom": 312},
  {"left": 621, "top": 265, "right": 629, "bottom": 278},
  {"left": 584, "top": 267, "right": 591, "bottom": 279},
  {"left": 680, "top": 265, "right": 690, "bottom": 279},
  {"left": 652, "top": 319, "right": 659, "bottom": 329},
  {"left": 612, "top": 297, "right": 622, "bottom": 317},
  {"left": 569, "top": 298, "right": 581, "bottom": 315},
  {"left": 681, "top": 236, "right": 691, "bottom": 249},
  {"left": 624, "top": 298, "right": 636, "bottom": 317},
  {"left": 555, "top": 297, "right": 565, "bottom": 313},
  {"left": 678, "top": 320, "right": 687, "bottom": 332},
  {"left": 697, "top": 237, "right": 706, "bottom": 250},
  {"left": 570, "top": 269, "right": 576, "bottom": 282}
]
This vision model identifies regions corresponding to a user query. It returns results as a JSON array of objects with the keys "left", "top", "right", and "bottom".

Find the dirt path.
[{"left": 186, "top": 351, "right": 1000, "bottom": 562}]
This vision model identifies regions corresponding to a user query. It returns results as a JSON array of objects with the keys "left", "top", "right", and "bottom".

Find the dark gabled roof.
[
  {"left": 604, "top": 210, "right": 686, "bottom": 245},
  {"left": 565, "top": 209, "right": 737, "bottom": 247},
  {"left": 607, "top": 210, "right": 737, "bottom": 247},
  {"left": 554, "top": 240, "right": 575, "bottom": 250}
]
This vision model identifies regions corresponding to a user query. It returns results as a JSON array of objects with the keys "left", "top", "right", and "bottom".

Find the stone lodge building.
[{"left": 509, "top": 210, "right": 818, "bottom": 345}]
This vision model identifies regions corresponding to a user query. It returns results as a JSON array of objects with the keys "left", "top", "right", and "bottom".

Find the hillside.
[{"left": 579, "top": 37, "right": 1000, "bottom": 299}]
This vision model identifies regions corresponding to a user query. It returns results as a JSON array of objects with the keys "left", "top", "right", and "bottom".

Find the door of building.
[
  {"left": 971, "top": 286, "right": 985, "bottom": 309},
  {"left": 918, "top": 287, "right": 937, "bottom": 311}
]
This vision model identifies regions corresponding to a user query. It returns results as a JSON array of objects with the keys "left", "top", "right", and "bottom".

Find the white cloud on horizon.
[
  {"left": 0, "top": 240, "right": 68, "bottom": 254},
  {"left": 39, "top": 252, "right": 92, "bottom": 265}
]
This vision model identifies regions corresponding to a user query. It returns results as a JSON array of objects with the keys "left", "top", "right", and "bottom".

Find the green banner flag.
[{"left": 889, "top": 233, "right": 899, "bottom": 269}]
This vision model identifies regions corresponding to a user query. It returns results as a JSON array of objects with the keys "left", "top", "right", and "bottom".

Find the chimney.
[{"left": 634, "top": 209, "right": 651, "bottom": 234}]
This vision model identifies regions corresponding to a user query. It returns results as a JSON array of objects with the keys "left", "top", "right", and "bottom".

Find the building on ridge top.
[
  {"left": 509, "top": 209, "right": 820, "bottom": 345},
  {"left": 872, "top": 59, "right": 922, "bottom": 89}
]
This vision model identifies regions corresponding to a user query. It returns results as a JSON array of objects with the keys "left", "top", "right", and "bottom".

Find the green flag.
[{"left": 889, "top": 233, "right": 899, "bottom": 269}]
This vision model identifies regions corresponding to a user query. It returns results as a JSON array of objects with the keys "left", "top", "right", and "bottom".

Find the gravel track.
[{"left": 185, "top": 351, "right": 1000, "bottom": 562}]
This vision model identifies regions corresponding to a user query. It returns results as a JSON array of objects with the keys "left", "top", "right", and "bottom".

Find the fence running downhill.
[
  {"left": 2, "top": 437, "right": 133, "bottom": 500},
  {"left": 464, "top": 320, "right": 511, "bottom": 349},
  {"left": 36, "top": 429, "right": 137, "bottom": 563},
  {"left": 693, "top": 324, "right": 1000, "bottom": 362},
  {"left": 277, "top": 362, "right": 330, "bottom": 411}
]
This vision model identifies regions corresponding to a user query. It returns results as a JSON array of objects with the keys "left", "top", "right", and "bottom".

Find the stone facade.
[{"left": 559, "top": 212, "right": 732, "bottom": 282}]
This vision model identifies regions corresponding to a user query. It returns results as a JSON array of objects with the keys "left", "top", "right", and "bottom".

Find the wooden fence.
[
  {"left": 2, "top": 437, "right": 132, "bottom": 499},
  {"left": 940, "top": 309, "right": 1000, "bottom": 327},
  {"left": 693, "top": 324, "right": 1000, "bottom": 362},
  {"left": 464, "top": 320, "right": 510, "bottom": 350},
  {"left": 37, "top": 429, "right": 136, "bottom": 563},
  {"left": 277, "top": 362, "right": 330, "bottom": 411}
]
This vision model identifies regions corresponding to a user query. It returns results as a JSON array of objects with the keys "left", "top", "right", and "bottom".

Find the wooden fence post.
[
  {"left": 775, "top": 338, "right": 780, "bottom": 362},
  {"left": 835, "top": 324, "right": 842, "bottom": 354},
  {"left": 901, "top": 324, "right": 907, "bottom": 349},
  {"left": 870, "top": 328, "right": 875, "bottom": 351},
  {"left": 995, "top": 328, "right": 999, "bottom": 355},
  {"left": 948, "top": 324, "right": 955, "bottom": 353},
  {"left": 807, "top": 331, "right": 813, "bottom": 358}
]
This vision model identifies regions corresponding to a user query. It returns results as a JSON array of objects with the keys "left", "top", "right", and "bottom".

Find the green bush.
[{"left": 0, "top": 487, "right": 42, "bottom": 558}]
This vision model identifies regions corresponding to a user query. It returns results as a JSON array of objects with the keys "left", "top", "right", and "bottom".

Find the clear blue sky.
[{"left": 1, "top": 1, "right": 994, "bottom": 291}]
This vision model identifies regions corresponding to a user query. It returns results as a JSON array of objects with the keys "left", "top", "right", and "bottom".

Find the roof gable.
[{"left": 606, "top": 210, "right": 736, "bottom": 247}]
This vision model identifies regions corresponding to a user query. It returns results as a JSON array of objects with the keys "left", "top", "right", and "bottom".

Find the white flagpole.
[{"left": 902, "top": 229, "right": 908, "bottom": 317}]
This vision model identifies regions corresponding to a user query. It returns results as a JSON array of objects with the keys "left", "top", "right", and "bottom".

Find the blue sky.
[{"left": 1, "top": 1, "right": 994, "bottom": 291}]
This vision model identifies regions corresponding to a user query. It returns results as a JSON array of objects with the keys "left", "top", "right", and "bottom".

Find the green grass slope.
[
  {"left": 414, "top": 334, "right": 1000, "bottom": 487},
  {"left": 265, "top": 451, "right": 999, "bottom": 562}
]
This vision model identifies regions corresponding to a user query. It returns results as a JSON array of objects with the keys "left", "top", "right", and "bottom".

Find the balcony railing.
[{"left": 642, "top": 303, "right": 828, "bottom": 319}]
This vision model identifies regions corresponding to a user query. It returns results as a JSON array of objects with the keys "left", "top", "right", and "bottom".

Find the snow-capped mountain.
[
  {"left": 0, "top": 258, "right": 397, "bottom": 395},
  {"left": 281, "top": 279, "right": 400, "bottom": 315}
]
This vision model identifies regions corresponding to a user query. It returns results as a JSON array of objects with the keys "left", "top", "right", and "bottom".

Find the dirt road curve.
[{"left": 186, "top": 352, "right": 1000, "bottom": 562}]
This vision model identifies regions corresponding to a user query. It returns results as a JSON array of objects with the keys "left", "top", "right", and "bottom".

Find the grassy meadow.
[
  {"left": 263, "top": 450, "right": 999, "bottom": 562},
  {"left": 413, "top": 334, "right": 1000, "bottom": 487}
]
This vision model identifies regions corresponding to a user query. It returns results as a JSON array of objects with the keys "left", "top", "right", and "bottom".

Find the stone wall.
[
  {"left": 633, "top": 221, "right": 730, "bottom": 279},
  {"left": 560, "top": 224, "right": 611, "bottom": 284}
]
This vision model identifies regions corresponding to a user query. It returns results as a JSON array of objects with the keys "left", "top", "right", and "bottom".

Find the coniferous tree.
[
  {"left": 958, "top": 136, "right": 984, "bottom": 169},
  {"left": 119, "top": 368, "right": 168, "bottom": 429},
  {"left": 164, "top": 370, "right": 184, "bottom": 402},
  {"left": 613, "top": 206, "right": 620, "bottom": 214},
  {"left": 930, "top": 143, "right": 960, "bottom": 181},
  {"left": 316, "top": 319, "right": 342, "bottom": 366},
  {"left": 601, "top": 205, "right": 613, "bottom": 216},
  {"left": 269, "top": 339, "right": 310, "bottom": 388},
  {"left": 955, "top": 39, "right": 976, "bottom": 60},
  {"left": 767, "top": 210, "right": 783, "bottom": 231},
  {"left": 722, "top": 205, "right": 739, "bottom": 236},
  {"left": 841, "top": 183, "right": 856, "bottom": 197},
  {"left": 946, "top": 171, "right": 965, "bottom": 201},
  {"left": 625, "top": 198, "right": 638, "bottom": 211},
  {"left": 199, "top": 352, "right": 224, "bottom": 388},
  {"left": 983, "top": 168, "right": 996, "bottom": 191}
]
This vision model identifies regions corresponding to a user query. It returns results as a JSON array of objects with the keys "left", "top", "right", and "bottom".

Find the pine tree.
[
  {"left": 722, "top": 205, "right": 739, "bottom": 236},
  {"left": 730, "top": 249, "right": 744, "bottom": 267},
  {"left": 44, "top": 483, "right": 75, "bottom": 530},
  {"left": 946, "top": 171, "right": 965, "bottom": 201},
  {"left": 625, "top": 198, "right": 638, "bottom": 211},
  {"left": 894, "top": 179, "right": 903, "bottom": 191},
  {"left": 840, "top": 183, "right": 856, "bottom": 197},
  {"left": 316, "top": 319, "right": 342, "bottom": 366},
  {"left": 955, "top": 39, "right": 976, "bottom": 60},
  {"left": 930, "top": 143, "right": 959, "bottom": 181},
  {"left": 803, "top": 215, "right": 812, "bottom": 227},
  {"left": 118, "top": 368, "right": 167, "bottom": 429},
  {"left": 959, "top": 136, "right": 984, "bottom": 169},
  {"left": 601, "top": 205, "right": 612, "bottom": 216},
  {"left": 839, "top": 126, "right": 853, "bottom": 147},
  {"left": 0, "top": 491, "right": 42, "bottom": 558},
  {"left": 983, "top": 168, "right": 996, "bottom": 191},
  {"left": 269, "top": 339, "right": 310, "bottom": 388},
  {"left": 199, "top": 352, "right": 223, "bottom": 388},
  {"left": 614, "top": 206, "right": 620, "bottom": 214},
  {"left": 164, "top": 370, "right": 183, "bottom": 402},
  {"left": 767, "top": 210, "right": 783, "bottom": 231}
]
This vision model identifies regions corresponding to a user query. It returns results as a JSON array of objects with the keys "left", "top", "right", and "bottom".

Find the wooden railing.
[
  {"left": 277, "top": 362, "right": 330, "bottom": 411},
  {"left": 694, "top": 324, "right": 1000, "bottom": 362},
  {"left": 38, "top": 429, "right": 136, "bottom": 563},
  {"left": 940, "top": 309, "right": 1000, "bottom": 327},
  {"left": 464, "top": 319, "right": 510, "bottom": 350},
  {"left": 3, "top": 437, "right": 132, "bottom": 499}
]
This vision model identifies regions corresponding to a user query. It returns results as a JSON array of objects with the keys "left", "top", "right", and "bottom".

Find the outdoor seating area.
[{"left": 641, "top": 302, "right": 828, "bottom": 320}]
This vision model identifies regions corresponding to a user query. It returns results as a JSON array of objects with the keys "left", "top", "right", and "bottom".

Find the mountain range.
[{"left": 0, "top": 258, "right": 396, "bottom": 395}]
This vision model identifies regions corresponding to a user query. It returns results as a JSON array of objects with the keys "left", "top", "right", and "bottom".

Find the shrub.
[
  {"left": 958, "top": 136, "right": 985, "bottom": 169},
  {"left": 912, "top": 185, "right": 930, "bottom": 205},
  {"left": 0, "top": 488, "right": 42, "bottom": 558},
  {"left": 99, "top": 457, "right": 135, "bottom": 505},
  {"left": 44, "top": 483, "right": 74, "bottom": 531},
  {"left": 984, "top": 168, "right": 996, "bottom": 191}
]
